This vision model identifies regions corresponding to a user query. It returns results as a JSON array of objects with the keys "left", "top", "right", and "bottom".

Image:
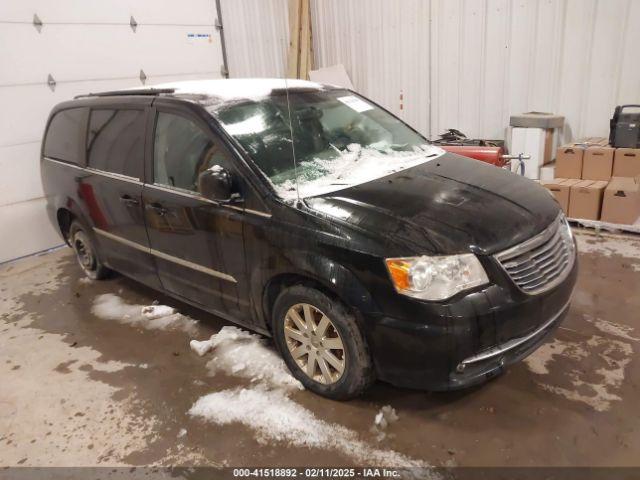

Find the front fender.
[{"left": 256, "top": 250, "right": 382, "bottom": 331}]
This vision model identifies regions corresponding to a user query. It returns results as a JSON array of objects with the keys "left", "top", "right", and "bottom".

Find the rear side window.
[
  {"left": 153, "top": 112, "right": 234, "bottom": 193},
  {"left": 44, "top": 108, "right": 86, "bottom": 164},
  {"left": 87, "top": 109, "right": 145, "bottom": 179}
]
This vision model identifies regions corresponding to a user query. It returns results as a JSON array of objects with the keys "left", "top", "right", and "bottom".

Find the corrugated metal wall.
[
  {"left": 220, "top": 0, "right": 290, "bottom": 78},
  {"left": 312, "top": 0, "right": 432, "bottom": 138},
  {"left": 224, "top": 0, "right": 640, "bottom": 142}
]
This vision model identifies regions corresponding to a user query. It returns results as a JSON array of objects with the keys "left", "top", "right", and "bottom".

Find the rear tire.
[
  {"left": 69, "top": 221, "right": 110, "bottom": 280},
  {"left": 272, "top": 285, "right": 375, "bottom": 400}
]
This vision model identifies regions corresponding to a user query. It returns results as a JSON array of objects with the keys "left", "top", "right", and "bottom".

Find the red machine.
[
  {"left": 433, "top": 129, "right": 528, "bottom": 174},
  {"left": 439, "top": 145, "right": 506, "bottom": 167}
]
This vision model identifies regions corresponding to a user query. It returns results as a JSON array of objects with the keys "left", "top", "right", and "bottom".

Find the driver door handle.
[{"left": 147, "top": 202, "right": 168, "bottom": 216}]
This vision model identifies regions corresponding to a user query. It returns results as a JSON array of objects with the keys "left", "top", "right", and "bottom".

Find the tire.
[
  {"left": 272, "top": 285, "right": 375, "bottom": 400},
  {"left": 69, "top": 221, "right": 111, "bottom": 280}
]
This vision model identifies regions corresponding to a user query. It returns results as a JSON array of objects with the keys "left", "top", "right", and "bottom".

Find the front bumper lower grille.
[{"left": 494, "top": 214, "right": 576, "bottom": 295}]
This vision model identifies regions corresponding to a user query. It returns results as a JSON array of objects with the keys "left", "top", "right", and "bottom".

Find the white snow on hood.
[{"left": 274, "top": 144, "right": 444, "bottom": 200}]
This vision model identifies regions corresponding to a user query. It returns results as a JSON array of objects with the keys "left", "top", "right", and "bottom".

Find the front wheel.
[
  {"left": 69, "top": 221, "right": 111, "bottom": 280},
  {"left": 272, "top": 285, "right": 375, "bottom": 399}
]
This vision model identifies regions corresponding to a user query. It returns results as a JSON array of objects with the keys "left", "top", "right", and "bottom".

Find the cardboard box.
[
  {"left": 555, "top": 145, "right": 584, "bottom": 178},
  {"left": 568, "top": 180, "right": 608, "bottom": 220},
  {"left": 576, "top": 137, "right": 609, "bottom": 147},
  {"left": 582, "top": 146, "right": 614, "bottom": 180},
  {"left": 613, "top": 148, "right": 640, "bottom": 177},
  {"left": 601, "top": 176, "right": 640, "bottom": 225},
  {"left": 541, "top": 178, "right": 581, "bottom": 213}
]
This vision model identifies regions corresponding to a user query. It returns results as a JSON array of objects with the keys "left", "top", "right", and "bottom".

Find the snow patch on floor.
[
  {"left": 191, "top": 326, "right": 302, "bottom": 391},
  {"left": 189, "top": 326, "right": 429, "bottom": 470},
  {"left": 90, "top": 359, "right": 136, "bottom": 373},
  {"left": 525, "top": 339, "right": 588, "bottom": 375},
  {"left": 574, "top": 230, "right": 640, "bottom": 270},
  {"left": 374, "top": 405, "right": 399, "bottom": 430},
  {"left": 141, "top": 304, "right": 176, "bottom": 320},
  {"left": 91, "top": 294, "right": 198, "bottom": 334},
  {"left": 190, "top": 338, "right": 215, "bottom": 357},
  {"left": 189, "top": 387, "right": 429, "bottom": 470},
  {"left": 583, "top": 314, "right": 640, "bottom": 342},
  {"left": 370, "top": 405, "right": 399, "bottom": 442},
  {"left": 526, "top": 334, "right": 633, "bottom": 412}
]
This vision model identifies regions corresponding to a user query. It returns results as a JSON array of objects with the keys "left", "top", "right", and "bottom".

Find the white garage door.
[{"left": 0, "top": 0, "right": 226, "bottom": 263}]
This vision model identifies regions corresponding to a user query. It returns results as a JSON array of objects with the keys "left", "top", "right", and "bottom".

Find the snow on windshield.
[{"left": 273, "top": 143, "right": 444, "bottom": 199}]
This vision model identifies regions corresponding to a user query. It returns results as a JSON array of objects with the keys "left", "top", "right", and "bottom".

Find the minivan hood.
[{"left": 305, "top": 153, "right": 560, "bottom": 255}]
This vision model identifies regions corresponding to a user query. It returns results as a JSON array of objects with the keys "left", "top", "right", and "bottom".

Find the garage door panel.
[
  {"left": 0, "top": 0, "right": 132, "bottom": 23},
  {"left": 0, "top": 0, "right": 216, "bottom": 26},
  {"left": 0, "top": 143, "right": 44, "bottom": 206},
  {"left": 0, "top": 24, "right": 141, "bottom": 84},
  {"left": 130, "top": 0, "right": 217, "bottom": 25},
  {"left": 136, "top": 25, "right": 223, "bottom": 76},
  {"left": 0, "top": 78, "right": 143, "bottom": 146},
  {"left": 0, "top": 197, "right": 62, "bottom": 263},
  {"left": 145, "top": 71, "right": 221, "bottom": 86},
  {"left": 0, "top": 85, "right": 74, "bottom": 146},
  {"left": 1, "top": 24, "right": 221, "bottom": 85}
]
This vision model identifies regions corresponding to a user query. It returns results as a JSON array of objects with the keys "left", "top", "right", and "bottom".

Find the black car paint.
[
  {"left": 41, "top": 90, "right": 577, "bottom": 391},
  {"left": 307, "top": 155, "right": 560, "bottom": 256}
]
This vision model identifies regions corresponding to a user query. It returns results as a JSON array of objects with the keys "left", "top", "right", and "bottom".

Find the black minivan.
[{"left": 41, "top": 79, "right": 577, "bottom": 399}]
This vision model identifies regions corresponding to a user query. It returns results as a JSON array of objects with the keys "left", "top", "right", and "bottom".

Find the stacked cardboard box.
[
  {"left": 601, "top": 177, "right": 640, "bottom": 224},
  {"left": 541, "top": 137, "right": 640, "bottom": 225}
]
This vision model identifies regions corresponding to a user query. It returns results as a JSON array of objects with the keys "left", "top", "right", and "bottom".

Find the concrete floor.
[{"left": 1, "top": 228, "right": 639, "bottom": 468}]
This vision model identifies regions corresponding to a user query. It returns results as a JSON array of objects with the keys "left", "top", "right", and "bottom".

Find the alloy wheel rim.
[
  {"left": 74, "top": 234, "right": 95, "bottom": 272},
  {"left": 283, "top": 303, "right": 345, "bottom": 384}
]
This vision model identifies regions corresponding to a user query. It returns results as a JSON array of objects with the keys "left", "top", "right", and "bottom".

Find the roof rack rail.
[{"left": 74, "top": 88, "right": 176, "bottom": 99}]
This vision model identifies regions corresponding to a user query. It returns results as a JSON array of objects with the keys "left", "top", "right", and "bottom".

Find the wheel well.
[
  {"left": 56, "top": 208, "right": 75, "bottom": 244},
  {"left": 262, "top": 273, "right": 348, "bottom": 331}
]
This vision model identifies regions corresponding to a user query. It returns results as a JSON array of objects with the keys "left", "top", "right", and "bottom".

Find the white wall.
[
  {"left": 312, "top": 0, "right": 431, "bottom": 138},
  {"left": 224, "top": 0, "right": 640, "bottom": 142},
  {"left": 220, "top": 0, "right": 290, "bottom": 78},
  {"left": 425, "top": 0, "right": 640, "bottom": 141},
  {"left": 0, "top": 0, "right": 226, "bottom": 263}
]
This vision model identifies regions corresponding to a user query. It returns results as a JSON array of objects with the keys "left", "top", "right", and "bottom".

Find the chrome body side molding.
[{"left": 93, "top": 227, "right": 237, "bottom": 283}]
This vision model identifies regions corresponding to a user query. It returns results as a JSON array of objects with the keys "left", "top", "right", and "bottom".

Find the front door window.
[{"left": 153, "top": 112, "right": 232, "bottom": 194}]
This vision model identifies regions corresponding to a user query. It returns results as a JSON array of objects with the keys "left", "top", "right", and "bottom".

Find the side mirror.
[{"left": 198, "top": 165, "right": 236, "bottom": 203}]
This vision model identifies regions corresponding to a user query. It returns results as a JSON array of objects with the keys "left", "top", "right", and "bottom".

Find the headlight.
[{"left": 385, "top": 254, "right": 489, "bottom": 301}]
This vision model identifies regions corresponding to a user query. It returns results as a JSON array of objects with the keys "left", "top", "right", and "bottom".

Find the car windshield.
[{"left": 212, "top": 88, "right": 442, "bottom": 199}]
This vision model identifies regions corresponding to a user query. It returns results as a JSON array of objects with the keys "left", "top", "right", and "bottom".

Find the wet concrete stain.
[{"left": 0, "top": 228, "right": 639, "bottom": 468}]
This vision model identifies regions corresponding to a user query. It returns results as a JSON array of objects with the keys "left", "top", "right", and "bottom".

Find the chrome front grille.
[{"left": 494, "top": 214, "right": 575, "bottom": 295}]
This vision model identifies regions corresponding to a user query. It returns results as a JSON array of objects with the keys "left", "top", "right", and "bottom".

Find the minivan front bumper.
[
  {"left": 364, "top": 254, "right": 578, "bottom": 391},
  {"left": 447, "top": 296, "right": 570, "bottom": 389}
]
